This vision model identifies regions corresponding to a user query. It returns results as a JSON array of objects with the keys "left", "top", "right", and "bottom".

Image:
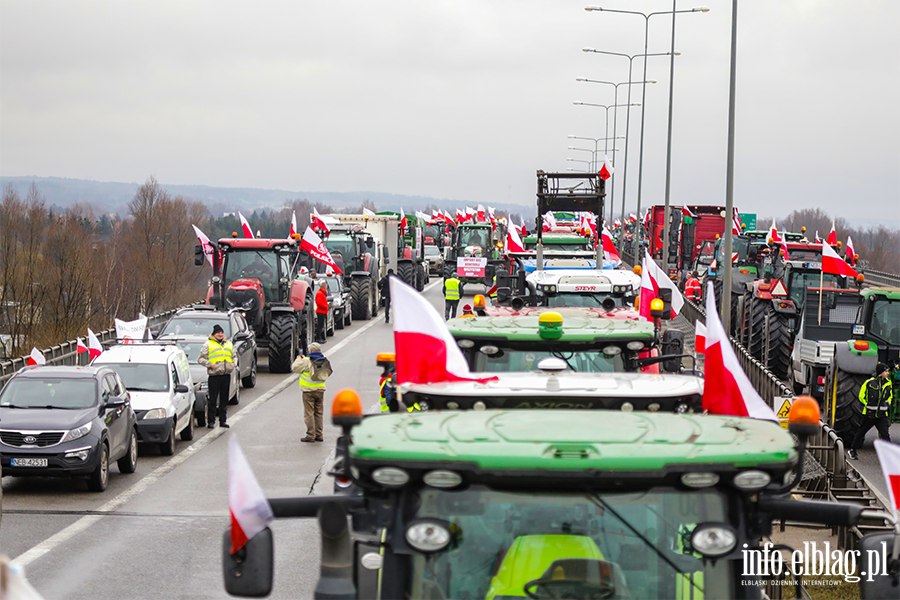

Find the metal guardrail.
[
  {"left": 861, "top": 268, "right": 900, "bottom": 288},
  {"left": 0, "top": 302, "right": 203, "bottom": 384}
]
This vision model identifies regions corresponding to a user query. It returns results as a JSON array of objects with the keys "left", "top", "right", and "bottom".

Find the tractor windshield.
[
  {"left": 788, "top": 271, "right": 841, "bottom": 306},
  {"left": 471, "top": 347, "right": 624, "bottom": 373},
  {"left": 225, "top": 250, "right": 279, "bottom": 302},
  {"left": 407, "top": 486, "right": 731, "bottom": 600},
  {"left": 324, "top": 235, "right": 354, "bottom": 264},
  {"left": 871, "top": 299, "right": 900, "bottom": 345},
  {"left": 526, "top": 242, "right": 591, "bottom": 251},
  {"left": 459, "top": 227, "right": 490, "bottom": 249},
  {"left": 546, "top": 293, "right": 627, "bottom": 309}
]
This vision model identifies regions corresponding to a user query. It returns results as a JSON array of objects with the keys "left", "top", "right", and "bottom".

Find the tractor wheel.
[
  {"left": 713, "top": 279, "right": 724, "bottom": 313},
  {"left": 350, "top": 278, "right": 373, "bottom": 320},
  {"left": 827, "top": 366, "right": 868, "bottom": 446},
  {"left": 443, "top": 263, "right": 455, "bottom": 280},
  {"left": 398, "top": 262, "right": 415, "bottom": 287},
  {"left": 415, "top": 263, "right": 425, "bottom": 291},
  {"left": 268, "top": 313, "right": 296, "bottom": 373},
  {"left": 747, "top": 298, "right": 767, "bottom": 361},
  {"left": 371, "top": 282, "right": 379, "bottom": 317},
  {"left": 749, "top": 301, "right": 791, "bottom": 380}
]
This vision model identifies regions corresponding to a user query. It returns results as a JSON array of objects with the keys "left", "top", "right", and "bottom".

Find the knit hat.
[
  {"left": 876, "top": 362, "right": 890, "bottom": 376},
  {"left": 212, "top": 324, "right": 225, "bottom": 335}
]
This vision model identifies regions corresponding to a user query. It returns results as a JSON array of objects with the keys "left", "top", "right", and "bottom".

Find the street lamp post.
[
  {"left": 582, "top": 48, "right": 674, "bottom": 250},
  {"left": 722, "top": 0, "right": 738, "bottom": 331},
  {"left": 576, "top": 78, "right": 655, "bottom": 225},
  {"left": 567, "top": 137, "right": 622, "bottom": 171},
  {"left": 586, "top": 4, "right": 707, "bottom": 257},
  {"left": 566, "top": 158, "right": 593, "bottom": 172}
]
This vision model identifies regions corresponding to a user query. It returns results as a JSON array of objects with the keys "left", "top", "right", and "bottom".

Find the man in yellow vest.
[
  {"left": 848, "top": 362, "right": 893, "bottom": 460},
  {"left": 292, "top": 342, "right": 333, "bottom": 442},
  {"left": 444, "top": 275, "right": 461, "bottom": 320},
  {"left": 198, "top": 324, "right": 235, "bottom": 429}
]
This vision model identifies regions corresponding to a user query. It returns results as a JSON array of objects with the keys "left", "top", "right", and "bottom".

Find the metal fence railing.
[
  {"left": 861, "top": 268, "right": 900, "bottom": 288},
  {"left": 0, "top": 302, "right": 203, "bottom": 385}
]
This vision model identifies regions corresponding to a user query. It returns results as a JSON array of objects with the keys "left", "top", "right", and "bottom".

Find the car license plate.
[{"left": 11, "top": 457, "right": 48, "bottom": 467}]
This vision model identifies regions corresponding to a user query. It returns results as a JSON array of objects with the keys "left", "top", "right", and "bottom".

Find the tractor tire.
[
  {"left": 738, "top": 291, "right": 753, "bottom": 347},
  {"left": 398, "top": 262, "right": 415, "bottom": 287},
  {"left": 749, "top": 300, "right": 791, "bottom": 380},
  {"left": 335, "top": 309, "right": 345, "bottom": 330},
  {"left": 827, "top": 366, "right": 868, "bottom": 446},
  {"left": 747, "top": 298, "right": 766, "bottom": 361},
  {"left": 713, "top": 279, "right": 724, "bottom": 313},
  {"left": 350, "top": 278, "right": 373, "bottom": 321},
  {"left": 415, "top": 263, "right": 425, "bottom": 291},
  {"left": 443, "top": 263, "right": 456, "bottom": 280},
  {"left": 268, "top": 313, "right": 296, "bottom": 374}
]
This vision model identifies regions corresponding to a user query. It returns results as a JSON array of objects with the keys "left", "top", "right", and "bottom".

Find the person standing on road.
[
  {"left": 848, "top": 362, "right": 893, "bottom": 460},
  {"left": 378, "top": 269, "right": 395, "bottom": 324},
  {"left": 443, "top": 275, "right": 460, "bottom": 320},
  {"left": 684, "top": 271, "right": 701, "bottom": 301},
  {"left": 198, "top": 324, "right": 234, "bottom": 429},
  {"left": 292, "top": 343, "right": 333, "bottom": 442},
  {"left": 315, "top": 280, "right": 328, "bottom": 344}
]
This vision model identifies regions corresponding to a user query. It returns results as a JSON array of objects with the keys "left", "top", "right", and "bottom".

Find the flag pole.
[{"left": 817, "top": 266, "right": 824, "bottom": 325}]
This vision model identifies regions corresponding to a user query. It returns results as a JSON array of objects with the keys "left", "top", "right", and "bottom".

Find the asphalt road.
[
  {"left": 0, "top": 276, "right": 456, "bottom": 599},
  {"left": 848, "top": 423, "right": 900, "bottom": 499}
]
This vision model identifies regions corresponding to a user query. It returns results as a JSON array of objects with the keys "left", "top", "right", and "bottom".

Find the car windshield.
[
  {"left": 546, "top": 294, "right": 626, "bottom": 308},
  {"left": 176, "top": 341, "right": 206, "bottom": 363},
  {"left": 325, "top": 236, "right": 354, "bottom": 262},
  {"left": 788, "top": 271, "right": 841, "bottom": 306},
  {"left": 871, "top": 299, "right": 900, "bottom": 345},
  {"left": 425, "top": 246, "right": 440, "bottom": 256},
  {"left": 99, "top": 363, "right": 169, "bottom": 392},
  {"left": 408, "top": 486, "right": 731, "bottom": 600},
  {"left": 161, "top": 317, "right": 230, "bottom": 338},
  {"left": 325, "top": 278, "right": 341, "bottom": 293},
  {"left": 226, "top": 251, "right": 278, "bottom": 284},
  {"left": 459, "top": 228, "right": 490, "bottom": 249},
  {"left": 471, "top": 348, "right": 624, "bottom": 373},
  {"left": 716, "top": 237, "right": 749, "bottom": 262},
  {"left": 0, "top": 378, "right": 97, "bottom": 409}
]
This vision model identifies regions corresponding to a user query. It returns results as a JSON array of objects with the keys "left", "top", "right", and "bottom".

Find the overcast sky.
[{"left": 1, "top": 0, "right": 898, "bottom": 224}]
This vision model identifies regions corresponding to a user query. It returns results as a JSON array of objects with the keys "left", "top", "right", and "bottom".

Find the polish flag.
[
  {"left": 289, "top": 211, "right": 298, "bottom": 238},
  {"left": 507, "top": 225, "right": 526, "bottom": 253},
  {"left": 441, "top": 210, "right": 455, "bottom": 226},
  {"left": 846, "top": 236, "right": 856, "bottom": 265},
  {"left": 192, "top": 224, "right": 217, "bottom": 268},
  {"left": 300, "top": 226, "right": 343, "bottom": 274},
  {"left": 390, "top": 278, "right": 497, "bottom": 385},
  {"left": 238, "top": 212, "right": 254, "bottom": 239},
  {"left": 487, "top": 206, "right": 496, "bottom": 222},
  {"left": 456, "top": 209, "right": 464, "bottom": 222},
  {"left": 77, "top": 337, "right": 89, "bottom": 355},
  {"left": 767, "top": 219, "right": 782, "bottom": 244},
  {"left": 465, "top": 206, "right": 475, "bottom": 220},
  {"left": 822, "top": 242, "right": 858, "bottom": 278},
  {"left": 518, "top": 215, "right": 528, "bottom": 237},
  {"left": 639, "top": 250, "right": 684, "bottom": 321},
  {"left": 694, "top": 321, "right": 706, "bottom": 354},
  {"left": 814, "top": 230, "right": 820, "bottom": 243},
  {"left": 874, "top": 440, "right": 900, "bottom": 511},
  {"left": 311, "top": 207, "right": 330, "bottom": 234},
  {"left": 27, "top": 347, "right": 46, "bottom": 366},
  {"left": 543, "top": 212, "right": 558, "bottom": 230},
  {"left": 87, "top": 328, "right": 103, "bottom": 359},
  {"left": 601, "top": 228, "right": 620, "bottom": 264},
  {"left": 598, "top": 154, "right": 614, "bottom": 180},
  {"left": 229, "top": 435, "right": 274, "bottom": 554},
  {"left": 681, "top": 206, "right": 698, "bottom": 219},
  {"left": 477, "top": 204, "right": 486, "bottom": 221},
  {"left": 702, "top": 282, "right": 777, "bottom": 421},
  {"left": 732, "top": 209, "right": 743, "bottom": 235},
  {"left": 399, "top": 207, "right": 408, "bottom": 230},
  {"left": 826, "top": 221, "right": 837, "bottom": 246}
]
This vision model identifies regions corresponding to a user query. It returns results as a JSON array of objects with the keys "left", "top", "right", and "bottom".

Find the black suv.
[
  {"left": 158, "top": 306, "right": 258, "bottom": 388},
  {"left": 0, "top": 366, "right": 139, "bottom": 492}
]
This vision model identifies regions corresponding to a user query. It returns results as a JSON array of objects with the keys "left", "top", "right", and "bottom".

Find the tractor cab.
[{"left": 523, "top": 269, "right": 639, "bottom": 309}]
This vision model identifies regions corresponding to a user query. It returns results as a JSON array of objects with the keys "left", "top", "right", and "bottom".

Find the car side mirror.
[
  {"left": 234, "top": 331, "right": 251, "bottom": 341},
  {"left": 222, "top": 527, "right": 274, "bottom": 597},
  {"left": 175, "top": 384, "right": 189, "bottom": 394},
  {"left": 105, "top": 396, "right": 126, "bottom": 408}
]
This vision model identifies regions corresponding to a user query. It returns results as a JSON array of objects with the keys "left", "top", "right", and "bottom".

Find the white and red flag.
[
  {"left": 390, "top": 278, "right": 497, "bottom": 385},
  {"left": 874, "top": 440, "right": 900, "bottom": 512},
  {"left": 518, "top": 215, "right": 528, "bottom": 237},
  {"left": 702, "top": 282, "right": 778, "bottom": 421},
  {"left": 826, "top": 221, "right": 837, "bottom": 246},
  {"left": 507, "top": 225, "right": 526, "bottom": 253},
  {"left": 476, "top": 204, "right": 486, "bottom": 222},
  {"left": 694, "top": 321, "right": 707, "bottom": 354},
  {"left": 681, "top": 206, "right": 697, "bottom": 219},
  {"left": 487, "top": 206, "right": 496, "bottom": 222},
  {"left": 300, "top": 227, "right": 343, "bottom": 274},
  {"left": 310, "top": 207, "right": 330, "bottom": 234},
  {"left": 601, "top": 228, "right": 620, "bottom": 264},
  {"left": 822, "top": 242, "right": 858, "bottom": 278},
  {"left": 455, "top": 209, "right": 464, "bottom": 222},
  {"left": 77, "top": 338, "right": 88, "bottom": 355},
  {"left": 732, "top": 209, "right": 743, "bottom": 235},
  {"left": 598, "top": 154, "right": 614, "bottom": 180},
  {"left": 192, "top": 224, "right": 217, "bottom": 268},
  {"left": 87, "top": 328, "right": 103, "bottom": 360},
  {"left": 767, "top": 219, "right": 782, "bottom": 244},
  {"left": 289, "top": 211, "right": 298, "bottom": 238},
  {"left": 238, "top": 212, "right": 254, "bottom": 239},
  {"left": 465, "top": 206, "right": 475, "bottom": 221},
  {"left": 814, "top": 230, "right": 821, "bottom": 243},
  {"left": 846, "top": 236, "right": 856, "bottom": 265},
  {"left": 27, "top": 347, "right": 45, "bottom": 366},
  {"left": 639, "top": 250, "right": 684, "bottom": 321},
  {"left": 543, "top": 212, "right": 558, "bottom": 230},
  {"left": 228, "top": 435, "right": 274, "bottom": 555},
  {"left": 399, "top": 207, "right": 408, "bottom": 230}
]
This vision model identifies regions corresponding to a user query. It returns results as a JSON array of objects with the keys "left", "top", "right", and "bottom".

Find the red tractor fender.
[
  {"left": 750, "top": 279, "right": 776, "bottom": 301},
  {"left": 289, "top": 279, "right": 311, "bottom": 311}
]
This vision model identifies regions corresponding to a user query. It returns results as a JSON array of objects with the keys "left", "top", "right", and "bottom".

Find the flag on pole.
[
  {"left": 476, "top": 205, "right": 486, "bottom": 221},
  {"left": 289, "top": 211, "right": 298, "bottom": 238},
  {"left": 598, "top": 155, "right": 614, "bottom": 180},
  {"left": 300, "top": 226, "right": 342, "bottom": 274},
  {"left": 681, "top": 206, "right": 698, "bottom": 218},
  {"left": 87, "top": 328, "right": 103, "bottom": 360},
  {"left": 228, "top": 435, "right": 274, "bottom": 554},
  {"left": 767, "top": 219, "right": 782, "bottom": 244},
  {"left": 399, "top": 207, "right": 408, "bottom": 230},
  {"left": 362, "top": 207, "right": 376, "bottom": 219},
  {"left": 507, "top": 225, "right": 526, "bottom": 253},
  {"left": 874, "top": 440, "right": 900, "bottom": 512},
  {"left": 543, "top": 212, "right": 558, "bottom": 230},
  {"left": 310, "top": 207, "right": 330, "bottom": 233},
  {"left": 846, "top": 236, "right": 856, "bottom": 265},
  {"left": 601, "top": 228, "right": 620, "bottom": 264},
  {"left": 702, "top": 282, "right": 778, "bottom": 421},
  {"left": 639, "top": 250, "right": 684, "bottom": 321},
  {"left": 77, "top": 338, "right": 88, "bottom": 355},
  {"left": 27, "top": 347, "right": 46, "bottom": 366},
  {"left": 192, "top": 224, "right": 216, "bottom": 268},
  {"left": 694, "top": 321, "right": 707, "bottom": 354},
  {"left": 814, "top": 230, "right": 820, "bottom": 243},
  {"left": 487, "top": 206, "right": 496, "bottom": 222},
  {"left": 822, "top": 242, "right": 858, "bottom": 278},
  {"left": 826, "top": 221, "right": 837, "bottom": 246},
  {"left": 238, "top": 212, "right": 254, "bottom": 239}
]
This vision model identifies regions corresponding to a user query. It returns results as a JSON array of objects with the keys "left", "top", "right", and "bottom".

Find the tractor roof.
[
  {"left": 348, "top": 410, "right": 795, "bottom": 474},
  {"left": 527, "top": 268, "right": 639, "bottom": 288},
  {"left": 862, "top": 287, "right": 900, "bottom": 300},
  {"left": 447, "top": 313, "right": 653, "bottom": 340},
  {"left": 482, "top": 306, "right": 642, "bottom": 320},
  {"left": 524, "top": 233, "right": 590, "bottom": 244},
  {"left": 217, "top": 238, "right": 297, "bottom": 250}
]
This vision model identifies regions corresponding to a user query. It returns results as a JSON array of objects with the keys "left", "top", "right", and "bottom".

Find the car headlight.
[
  {"left": 61, "top": 421, "right": 92, "bottom": 443},
  {"left": 143, "top": 408, "right": 168, "bottom": 420}
]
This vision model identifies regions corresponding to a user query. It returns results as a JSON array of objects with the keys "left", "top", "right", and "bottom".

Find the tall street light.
[
  {"left": 586, "top": 5, "right": 707, "bottom": 256},
  {"left": 567, "top": 135, "right": 623, "bottom": 169},
  {"left": 576, "top": 78, "right": 656, "bottom": 224},
  {"left": 568, "top": 145, "right": 622, "bottom": 172},
  {"left": 566, "top": 158, "right": 593, "bottom": 172},
  {"left": 582, "top": 48, "right": 674, "bottom": 249},
  {"left": 722, "top": 0, "right": 738, "bottom": 331}
]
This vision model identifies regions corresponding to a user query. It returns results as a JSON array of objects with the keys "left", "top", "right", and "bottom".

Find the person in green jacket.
[{"left": 849, "top": 362, "right": 893, "bottom": 460}]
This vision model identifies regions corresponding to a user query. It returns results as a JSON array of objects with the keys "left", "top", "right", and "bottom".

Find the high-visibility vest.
[
  {"left": 859, "top": 377, "right": 892, "bottom": 416},
  {"left": 684, "top": 277, "right": 701, "bottom": 300},
  {"left": 299, "top": 371, "right": 326, "bottom": 389},
  {"left": 207, "top": 339, "right": 234, "bottom": 364},
  {"left": 490, "top": 276, "right": 497, "bottom": 299},
  {"left": 379, "top": 376, "right": 391, "bottom": 412},
  {"left": 444, "top": 278, "right": 460, "bottom": 301}
]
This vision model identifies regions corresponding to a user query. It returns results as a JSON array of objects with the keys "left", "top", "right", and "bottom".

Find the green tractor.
[
  {"left": 222, "top": 398, "right": 895, "bottom": 599},
  {"left": 443, "top": 220, "right": 506, "bottom": 292},
  {"left": 377, "top": 211, "right": 428, "bottom": 291},
  {"left": 825, "top": 287, "right": 900, "bottom": 444}
]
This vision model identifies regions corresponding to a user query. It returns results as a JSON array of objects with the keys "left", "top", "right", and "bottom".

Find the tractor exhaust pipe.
[{"left": 314, "top": 501, "right": 356, "bottom": 600}]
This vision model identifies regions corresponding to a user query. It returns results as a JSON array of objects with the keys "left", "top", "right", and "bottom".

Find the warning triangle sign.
[
  {"left": 777, "top": 399, "right": 792, "bottom": 419},
  {"left": 771, "top": 281, "right": 787, "bottom": 297}
]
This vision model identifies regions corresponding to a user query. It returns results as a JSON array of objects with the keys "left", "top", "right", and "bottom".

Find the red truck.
[{"left": 647, "top": 205, "right": 730, "bottom": 269}]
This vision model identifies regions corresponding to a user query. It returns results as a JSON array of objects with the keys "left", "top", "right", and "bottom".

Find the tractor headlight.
[
  {"left": 733, "top": 470, "right": 771, "bottom": 491},
  {"left": 406, "top": 519, "right": 452, "bottom": 553},
  {"left": 371, "top": 467, "right": 410, "bottom": 487},
  {"left": 690, "top": 523, "right": 737, "bottom": 558}
]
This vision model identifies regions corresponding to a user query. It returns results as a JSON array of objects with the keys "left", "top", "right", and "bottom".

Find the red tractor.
[{"left": 195, "top": 237, "right": 316, "bottom": 373}]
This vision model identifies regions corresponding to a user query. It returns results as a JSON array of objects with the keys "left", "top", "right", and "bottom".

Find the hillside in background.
[{"left": 0, "top": 176, "right": 535, "bottom": 219}]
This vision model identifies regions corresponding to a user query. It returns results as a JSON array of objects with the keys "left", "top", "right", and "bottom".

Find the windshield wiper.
[
  {"left": 126, "top": 387, "right": 156, "bottom": 392},
  {"left": 41, "top": 405, "right": 76, "bottom": 409}
]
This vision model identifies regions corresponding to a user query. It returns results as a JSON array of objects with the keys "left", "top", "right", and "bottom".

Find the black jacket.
[{"left": 378, "top": 274, "right": 394, "bottom": 299}]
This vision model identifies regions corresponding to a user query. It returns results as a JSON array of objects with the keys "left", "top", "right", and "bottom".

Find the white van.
[{"left": 93, "top": 343, "right": 196, "bottom": 455}]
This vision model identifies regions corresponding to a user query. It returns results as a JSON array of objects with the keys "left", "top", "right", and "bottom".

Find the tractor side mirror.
[
  {"left": 366, "top": 239, "right": 374, "bottom": 250},
  {"left": 222, "top": 527, "right": 274, "bottom": 597},
  {"left": 661, "top": 330, "right": 684, "bottom": 372},
  {"left": 859, "top": 532, "right": 900, "bottom": 599},
  {"left": 195, "top": 244, "right": 205, "bottom": 266},
  {"left": 657, "top": 288, "right": 673, "bottom": 320},
  {"left": 383, "top": 245, "right": 389, "bottom": 259}
]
